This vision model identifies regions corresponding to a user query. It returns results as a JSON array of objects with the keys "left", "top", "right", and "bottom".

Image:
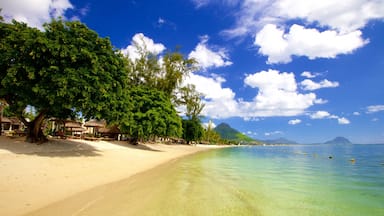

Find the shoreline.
[{"left": 0, "top": 136, "right": 227, "bottom": 216}]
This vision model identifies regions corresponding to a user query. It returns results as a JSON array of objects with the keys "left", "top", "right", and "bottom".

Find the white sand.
[{"left": 0, "top": 136, "right": 220, "bottom": 216}]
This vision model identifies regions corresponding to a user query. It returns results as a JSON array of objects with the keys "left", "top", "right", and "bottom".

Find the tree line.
[{"left": 0, "top": 17, "right": 222, "bottom": 144}]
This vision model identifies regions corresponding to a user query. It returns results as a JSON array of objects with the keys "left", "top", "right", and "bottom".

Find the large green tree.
[
  {"left": 0, "top": 19, "right": 128, "bottom": 143},
  {"left": 118, "top": 86, "right": 182, "bottom": 144},
  {"left": 126, "top": 49, "right": 197, "bottom": 102},
  {"left": 182, "top": 117, "right": 204, "bottom": 144}
]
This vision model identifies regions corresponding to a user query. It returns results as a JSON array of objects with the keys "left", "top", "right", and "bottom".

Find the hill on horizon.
[
  {"left": 214, "top": 123, "right": 256, "bottom": 143},
  {"left": 324, "top": 136, "right": 352, "bottom": 144}
]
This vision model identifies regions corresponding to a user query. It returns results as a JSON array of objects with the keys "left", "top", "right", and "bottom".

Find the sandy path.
[{"left": 0, "top": 136, "right": 215, "bottom": 216}]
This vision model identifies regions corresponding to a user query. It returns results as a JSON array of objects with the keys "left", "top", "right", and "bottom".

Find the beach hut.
[
  {"left": 1, "top": 117, "right": 24, "bottom": 136},
  {"left": 64, "top": 121, "right": 86, "bottom": 138},
  {"left": 84, "top": 119, "right": 106, "bottom": 137},
  {"left": 99, "top": 125, "right": 121, "bottom": 140}
]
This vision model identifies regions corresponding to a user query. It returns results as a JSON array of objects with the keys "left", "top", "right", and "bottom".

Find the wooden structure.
[
  {"left": 1, "top": 117, "right": 24, "bottom": 136},
  {"left": 84, "top": 119, "right": 106, "bottom": 137},
  {"left": 99, "top": 125, "right": 121, "bottom": 140}
]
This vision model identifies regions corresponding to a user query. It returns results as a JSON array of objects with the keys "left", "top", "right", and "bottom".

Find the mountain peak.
[
  {"left": 324, "top": 136, "right": 352, "bottom": 144},
  {"left": 214, "top": 123, "right": 254, "bottom": 142}
]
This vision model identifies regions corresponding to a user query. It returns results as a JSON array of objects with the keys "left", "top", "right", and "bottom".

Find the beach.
[{"left": 0, "top": 136, "right": 219, "bottom": 216}]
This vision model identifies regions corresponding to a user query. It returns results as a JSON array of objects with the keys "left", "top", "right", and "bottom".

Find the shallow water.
[{"left": 41, "top": 144, "right": 384, "bottom": 215}]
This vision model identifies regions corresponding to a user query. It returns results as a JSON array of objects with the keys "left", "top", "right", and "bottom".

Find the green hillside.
[{"left": 214, "top": 123, "right": 256, "bottom": 143}]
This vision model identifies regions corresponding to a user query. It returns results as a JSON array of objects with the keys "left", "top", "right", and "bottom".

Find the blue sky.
[{"left": 1, "top": 0, "right": 384, "bottom": 143}]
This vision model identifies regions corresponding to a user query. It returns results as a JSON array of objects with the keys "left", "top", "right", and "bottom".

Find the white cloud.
[
  {"left": 265, "top": 131, "right": 283, "bottom": 136},
  {"left": 310, "top": 111, "right": 350, "bottom": 125},
  {"left": 310, "top": 111, "right": 331, "bottom": 119},
  {"left": 367, "top": 105, "right": 384, "bottom": 113},
  {"left": 158, "top": 17, "right": 165, "bottom": 25},
  {"left": 121, "top": 33, "right": 166, "bottom": 61},
  {"left": 223, "top": 0, "right": 384, "bottom": 36},
  {"left": 216, "top": 0, "right": 384, "bottom": 63},
  {"left": 274, "top": 0, "right": 384, "bottom": 32},
  {"left": 301, "top": 71, "right": 320, "bottom": 78},
  {"left": 288, "top": 119, "right": 302, "bottom": 125},
  {"left": 1, "top": 0, "right": 73, "bottom": 28},
  {"left": 188, "top": 35, "right": 232, "bottom": 70},
  {"left": 353, "top": 112, "right": 360, "bottom": 116},
  {"left": 255, "top": 24, "right": 367, "bottom": 64},
  {"left": 242, "top": 69, "right": 321, "bottom": 117},
  {"left": 300, "top": 79, "right": 339, "bottom": 91},
  {"left": 183, "top": 73, "right": 239, "bottom": 118},
  {"left": 203, "top": 120, "right": 216, "bottom": 129},
  {"left": 184, "top": 69, "right": 325, "bottom": 119},
  {"left": 338, "top": 117, "right": 351, "bottom": 125}
]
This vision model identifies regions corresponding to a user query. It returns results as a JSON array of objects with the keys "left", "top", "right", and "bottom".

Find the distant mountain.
[
  {"left": 324, "top": 136, "right": 352, "bottom": 144},
  {"left": 261, "top": 137, "right": 298, "bottom": 145},
  {"left": 214, "top": 123, "right": 255, "bottom": 143}
]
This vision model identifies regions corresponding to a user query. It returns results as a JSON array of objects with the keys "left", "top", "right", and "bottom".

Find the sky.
[{"left": 1, "top": 0, "right": 384, "bottom": 143}]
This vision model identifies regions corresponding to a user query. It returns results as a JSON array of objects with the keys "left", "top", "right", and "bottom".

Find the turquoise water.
[
  {"left": 141, "top": 144, "right": 384, "bottom": 215},
  {"left": 66, "top": 144, "right": 384, "bottom": 215}
]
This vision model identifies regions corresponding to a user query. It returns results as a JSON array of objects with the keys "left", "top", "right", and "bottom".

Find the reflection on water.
[{"left": 53, "top": 144, "right": 384, "bottom": 216}]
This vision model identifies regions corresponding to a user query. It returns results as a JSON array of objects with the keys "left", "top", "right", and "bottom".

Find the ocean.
[{"left": 66, "top": 144, "right": 384, "bottom": 216}]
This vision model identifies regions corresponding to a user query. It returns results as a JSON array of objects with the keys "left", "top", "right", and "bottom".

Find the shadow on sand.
[{"left": 0, "top": 136, "right": 162, "bottom": 157}]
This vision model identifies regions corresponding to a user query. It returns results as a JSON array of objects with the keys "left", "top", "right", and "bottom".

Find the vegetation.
[
  {"left": 201, "top": 121, "right": 221, "bottom": 144},
  {"left": 0, "top": 17, "right": 208, "bottom": 144},
  {"left": 118, "top": 86, "right": 182, "bottom": 144},
  {"left": 0, "top": 19, "right": 127, "bottom": 142}
]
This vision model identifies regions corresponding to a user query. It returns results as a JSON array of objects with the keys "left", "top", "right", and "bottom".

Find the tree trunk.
[{"left": 25, "top": 111, "right": 48, "bottom": 143}]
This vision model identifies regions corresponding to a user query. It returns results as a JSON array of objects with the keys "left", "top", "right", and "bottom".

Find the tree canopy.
[
  {"left": 118, "top": 86, "right": 182, "bottom": 144},
  {"left": 0, "top": 19, "right": 128, "bottom": 142},
  {"left": 0, "top": 17, "right": 207, "bottom": 144}
]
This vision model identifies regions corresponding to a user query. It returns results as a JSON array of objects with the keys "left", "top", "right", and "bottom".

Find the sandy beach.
[{"left": 0, "top": 136, "right": 219, "bottom": 216}]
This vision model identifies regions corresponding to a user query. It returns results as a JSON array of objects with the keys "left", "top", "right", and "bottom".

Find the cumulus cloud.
[
  {"left": 255, "top": 24, "right": 367, "bottom": 64},
  {"left": 183, "top": 73, "right": 239, "bottom": 118},
  {"left": 184, "top": 69, "right": 325, "bottom": 119},
  {"left": 301, "top": 71, "right": 320, "bottom": 78},
  {"left": 212, "top": 0, "right": 384, "bottom": 63},
  {"left": 367, "top": 105, "right": 384, "bottom": 113},
  {"left": 242, "top": 69, "right": 321, "bottom": 117},
  {"left": 188, "top": 35, "right": 233, "bottom": 70},
  {"left": 300, "top": 79, "right": 339, "bottom": 91},
  {"left": 288, "top": 119, "right": 301, "bottom": 125},
  {"left": 338, "top": 117, "right": 351, "bottom": 125},
  {"left": 121, "top": 33, "right": 166, "bottom": 61},
  {"left": 222, "top": 0, "right": 384, "bottom": 36},
  {"left": 310, "top": 111, "right": 350, "bottom": 125},
  {"left": 1, "top": 0, "right": 74, "bottom": 28},
  {"left": 310, "top": 111, "right": 332, "bottom": 119},
  {"left": 274, "top": 0, "right": 384, "bottom": 32}
]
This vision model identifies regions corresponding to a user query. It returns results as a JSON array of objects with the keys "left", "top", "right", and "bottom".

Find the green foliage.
[
  {"left": 0, "top": 17, "right": 207, "bottom": 144},
  {"left": 182, "top": 118, "right": 204, "bottom": 144},
  {"left": 0, "top": 19, "right": 128, "bottom": 142},
  {"left": 202, "top": 124, "right": 222, "bottom": 144},
  {"left": 126, "top": 50, "right": 196, "bottom": 97},
  {"left": 176, "top": 84, "right": 205, "bottom": 119},
  {"left": 118, "top": 86, "right": 182, "bottom": 142},
  {"left": 0, "top": 19, "right": 127, "bottom": 120},
  {"left": 124, "top": 47, "right": 206, "bottom": 142}
]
